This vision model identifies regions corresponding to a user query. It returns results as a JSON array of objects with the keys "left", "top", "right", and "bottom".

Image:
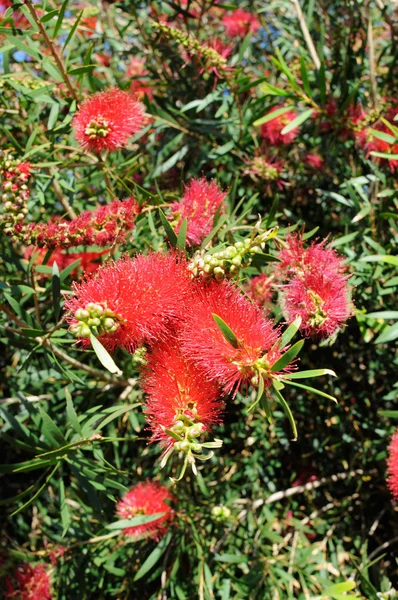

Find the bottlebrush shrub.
[
  {"left": 72, "top": 88, "right": 146, "bottom": 153},
  {"left": 1, "top": 1, "right": 397, "bottom": 598},
  {"left": 115, "top": 481, "right": 175, "bottom": 540}
]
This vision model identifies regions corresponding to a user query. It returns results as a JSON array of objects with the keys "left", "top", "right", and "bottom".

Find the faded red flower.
[
  {"left": 115, "top": 481, "right": 174, "bottom": 539},
  {"left": 127, "top": 57, "right": 154, "bottom": 100},
  {"left": 170, "top": 178, "right": 227, "bottom": 246},
  {"left": 181, "top": 280, "right": 289, "bottom": 396},
  {"left": 281, "top": 269, "right": 352, "bottom": 338},
  {"left": 304, "top": 153, "right": 324, "bottom": 169},
  {"left": 387, "top": 430, "right": 398, "bottom": 500},
  {"left": 73, "top": 88, "right": 146, "bottom": 153},
  {"left": 243, "top": 155, "right": 286, "bottom": 190},
  {"left": 24, "top": 197, "right": 140, "bottom": 249},
  {"left": 222, "top": 8, "right": 260, "bottom": 38},
  {"left": 260, "top": 107, "right": 300, "bottom": 145},
  {"left": 246, "top": 273, "right": 274, "bottom": 307},
  {"left": 142, "top": 340, "right": 223, "bottom": 451},
  {"left": 65, "top": 252, "right": 192, "bottom": 352},
  {"left": 5, "top": 563, "right": 51, "bottom": 600}
]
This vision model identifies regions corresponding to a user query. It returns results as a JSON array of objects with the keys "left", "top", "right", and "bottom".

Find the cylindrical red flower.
[
  {"left": 280, "top": 269, "right": 352, "bottom": 338},
  {"left": 115, "top": 481, "right": 174, "bottom": 539},
  {"left": 142, "top": 340, "right": 223, "bottom": 451},
  {"left": 5, "top": 563, "right": 52, "bottom": 600},
  {"left": 387, "top": 430, "right": 398, "bottom": 500},
  {"left": 222, "top": 9, "right": 260, "bottom": 38},
  {"left": 64, "top": 252, "right": 192, "bottom": 352},
  {"left": 260, "top": 107, "right": 301, "bottom": 145},
  {"left": 72, "top": 88, "right": 146, "bottom": 153},
  {"left": 170, "top": 178, "right": 227, "bottom": 246},
  {"left": 245, "top": 273, "right": 274, "bottom": 307},
  {"left": 180, "top": 281, "right": 288, "bottom": 396}
]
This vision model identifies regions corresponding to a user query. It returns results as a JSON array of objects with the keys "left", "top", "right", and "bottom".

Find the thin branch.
[
  {"left": 23, "top": 0, "right": 79, "bottom": 103},
  {"left": 367, "top": 1, "right": 377, "bottom": 107},
  {"left": 291, "top": 0, "right": 321, "bottom": 70},
  {"left": 50, "top": 171, "right": 77, "bottom": 219}
]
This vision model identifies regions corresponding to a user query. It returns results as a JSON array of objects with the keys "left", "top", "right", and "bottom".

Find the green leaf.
[
  {"left": 359, "top": 254, "right": 398, "bottom": 266},
  {"left": 271, "top": 340, "right": 304, "bottom": 372},
  {"left": 368, "top": 128, "right": 397, "bottom": 144},
  {"left": 53, "top": 0, "right": 68, "bottom": 38},
  {"left": 176, "top": 217, "right": 188, "bottom": 250},
  {"left": 285, "top": 369, "right": 337, "bottom": 380},
  {"left": 52, "top": 261, "right": 61, "bottom": 321},
  {"left": 300, "top": 57, "right": 311, "bottom": 96},
  {"left": 321, "top": 581, "right": 356, "bottom": 596},
  {"left": 374, "top": 322, "right": 398, "bottom": 344},
  {"left": 90, "top": 334, "right": 122, "bottom": 375},
  {"left": 63, "top": 9, "right": 83, "bottom": 50},
  {"left": 65, "top": 389, "right": 83, "bottom": 436},
  {"left": 159, "top": 208, "right": 178, "bottom": 248},
  {"left": 60, "top": 478, "right": 71, "bottom": 537},
  {"left": 212, "top": 314, "right": 239, "bottom": 349},
  {"left": 281, "top": 108, "right": 313, "bottom": 135},
  {"left": 247, "top": 374, "right": 265, "bottom": 414},
  {"left": 366, "top": 311, "right": 398, "bottom": 319},
  {"left": 379, "top": 410, "right": 398, "bottom": 419},
  {"left": 107, "top": 513, "right": 166, "bottom": 530},
  {"left": 38, "top": 407, "right": 68, "bottom": 449},
  {"left": 67, "top": 64, "right": 96, "bottom": 75},
  {"left": 284, "top": 380, "right": 337, "bottom": 403},
  {"left": 10, "top": 464, "right": 59, "bottom": 517},
  {"left": 280, "top": 317, "right": 302, "bottom": 348},
  {"left": 134, "top": 532, "right": 172, "bottom": 581},
  {"left": 272, "top": 384, "right": 297, "bottom": 440},
  {"left": 253, "top": 106, "right": 293, "bottom": 127}
]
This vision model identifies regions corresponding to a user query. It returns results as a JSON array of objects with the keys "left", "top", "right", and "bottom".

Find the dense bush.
[{"left": 0, "top": 1, "right": 397, "bottom": 599}]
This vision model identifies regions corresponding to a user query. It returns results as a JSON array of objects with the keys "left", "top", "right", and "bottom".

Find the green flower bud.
[{"left": 75, "top": 308, "right": 90, "bottom": 321}]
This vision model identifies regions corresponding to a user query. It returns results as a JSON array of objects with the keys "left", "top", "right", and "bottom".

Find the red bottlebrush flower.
[
  {"left": 0, "top": 0, "right": 30, "bottom": 28},
  {"left": 276, "top": 234, "right": 347, "bottom": 280},
  {"left": 24, "top": 197, "right": 140, "bottom": 249},
  {"left": 142, "top": 340, "right": 223, "bottom": 451},
  {"left": 72, "top": 88, "right": 146, "bottom": 153},
  {"left": 245, "top": 273, "right": 274, "bottom": 307},
  {"left": 115, "top": 481, "right": 174, "bottom": 540},
  {"left": 222, "top": 8, "right": 260, "bottom": 38},
  {"left": 127, "top": 57, "right": 154, "bottom": 100},
  {"left": 200, "top": 39, "right": 233, "bottom": 79},
  {"left": 387, "top": 430, "right": 398, "bottom": 500},
  {"left": 260, "top": 107, "right": 301, "bottom": 145},
  {"left": 243, "top": 155, "right": 286, "bottom": 190},
  {"left": 24, "top": 247, "right": 107, "bottom": 279},
  {"left": 170, "top": 178, "right": 227, "bottom": 246},
  {"left": 180, "top": 281, "right": 289, "bottom": 396},
  {"left": 304, "top": 153, "right": 324, "bottom": 169},
  {"left": 281, "top": 269, "right": 352, "bottom": 338},
  {"left": 64, "top": 252, "right": 192, "bottom": 352},
  {"left": 5, "top": 563, "right": 51, "bottom": 600}
]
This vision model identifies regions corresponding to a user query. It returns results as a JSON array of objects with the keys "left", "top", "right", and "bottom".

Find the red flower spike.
[
  {"left": 142, "top": 340, "right": 223, "bottom": 454},
  {"left": 170, "top": 178, "right": 227, "bottom": 246},
  {"left": 115, "top": 481, "right": 174, "bottom": 540},
  {"left": 246, "top": 273, "right": 274, "bottom": 307},
  {"left": 281, "top": 270, "right": 352, "bottom": 338},
  {"left": 181, "top": 281, "right": 289, "bottom": 396},
  {"left": 5, "top": 563, "right": 51, "bottom": 600},
  {"left": 387, "top": 430, "right": 398, "bottom": 501},
  {"left": 222, "top": 8, "right": 260, "bottom": 38},
  {"left": 276, "top": 234, "right": 347, "bottom": 280},
  {"left": 73, "top": 88, "right": 146, "bottom": 153},
  {"left": 64, "top": 252, "right": 192, "bottom": 352},
  {"left": 260, "top": 107, "right": 300, "bottom": 145}
]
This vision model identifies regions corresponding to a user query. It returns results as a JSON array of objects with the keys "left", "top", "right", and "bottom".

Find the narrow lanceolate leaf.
[
  {"left": 247, "top": 375, "right": 265, "bottom": 413},
  {"left": 176, "top": 217, "right": 188, "bottom": 251},
  {"left": 285, "top": 369, "right": 337, "bottom": 380},
  {"left": 271, "top": 340, "right": 304, "bottom": 372},
  {"left": 281, "top": 108, "right": 313, "bottom": 135},
  {"left": 159, "top": 208, "right": 178, "bottom": 247},
  {"left": 374, "top": 322, "right": 398, "bottom": 344},
  {"left": 38, "top": 406, "right": 68, "bottom": 448},
  {"left": 90, "top": 334, "right": 122, "bottom": 375},
  {"left": 212, "top": 313, "right": 240, "bottom": 349},
  {"left": 134, "top": 532, "right": 172, "bottom": 581},
  {"left": 253, "top": 106, "right": 293, "bottom": 127},
  {"left": 65, "top": 389, "right": 83, "bottom": 436},
  {"left": 106, "top": 513, "right": 166, "bottom": 531},
  {"left": 272, "top": 384, "right": 298, "bottom": 441},
  {"left": 52, "top": 261, "right": 61, "bottom": 321},
  {"left": 284, "top": 380, "right": 337, "bottom": 403},
  {"left": 280, "top": 317, "right": 302, "bottom": 348}
]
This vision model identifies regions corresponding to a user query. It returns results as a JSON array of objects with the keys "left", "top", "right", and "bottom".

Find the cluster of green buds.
[
  {"left": 0, "top": 75, "right": 48, "bottom": 94},
  {"left": 85, "top": 117, "right": 110, "bottom": 140},
  {"left": 188, "top": 227, "right": 278, "bottom": 282},
  {"left": 161, "top": 408, "right": 223, "bottom": 481},
  {"left": 70, "top": 302, "right": 121, "bottom": 339},
  {"left": 0, "top": 150, "right": 30, "bottom": 237},
  {"left": 211, "top": 505, "right": 232, "bottom": 523},
  {"left": 131, "top": 346, "right": 148, "bottom": 369},
  {"left": 151, "top": 21, "right": 228, "bottom": 76},
  {"left": 307, "top": 290, "right": 328, "bottom": 331}
]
